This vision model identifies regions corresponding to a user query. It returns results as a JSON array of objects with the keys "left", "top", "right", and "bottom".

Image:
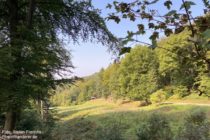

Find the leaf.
[
  {"left": 202, "top": 29, "right": 210, "bottom": 48},
  {"left": 137, "top": 24, "right": 145, "bottom": 34},
  {"left": 119, "top": 3, "right": 129, "bottom": 13},
  {"left": 165, "top": 10, "right": 177, "bottom": 16},
  {"left": 164, "top": 28, "right": 173, "bottom": 36},
  {"left": 108, "top": 15, "right": 121, "bottom": 23},
  {"left": 127, "top": 31, "right": 134, "bottom": 38},
  {"left": 148, "top": 23, "right": 155, "bottom": 28},
  {"left": 128, "top": 13, "right": 136, "bottom": 21},
  {"left": 122, "top": 14, "right": 127, "bottom": 18},
  {"left": 121, "top": 37, "right": 133, "bottom": 45},
  {"left": 180, "top": 1, "right": 196, "bottom": 10},
  {"left": 106, "top": 4, "right": 112, "bottom": 9},
  {"left": 164, "top": 0, "right": 172, "bottom": 9},
  {"left": 175, "top": 26, "right": 185, "bottom": 34},
  {"left": 202, "top": 29, "right": 210, "bottom": 40},
  {"left": 113, "top": 1, "right": 119, "bottom": 6},
  {"left": 206, "top": 51, "right": 210, "bottom": 59},
  {"left": 150, "top": 39, "right": 157, "bottom": 49},
  {"left": 119, "top": 47, "right": 131, "bottom": 55},
  {"left": 136, "top": 9, "right": 140, "bottom": 12},
  {"left": 149, "top": 32, "right": 159, "bottom": 41},
  {"left": 149, "top": 0, "right": 159, "bottom": 4}
]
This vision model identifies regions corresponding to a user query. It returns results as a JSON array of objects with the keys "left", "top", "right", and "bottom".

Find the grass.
[
  {"left": 52, "top": 98, "right": 210, "bottom": 140},
  {"left": 168, "top": 94, "right": 210, "bottom": 104}
]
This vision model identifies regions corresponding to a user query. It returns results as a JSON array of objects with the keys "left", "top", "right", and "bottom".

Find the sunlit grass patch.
[{"left": 53, "top": 99, "right": 210, "bottom": 140}]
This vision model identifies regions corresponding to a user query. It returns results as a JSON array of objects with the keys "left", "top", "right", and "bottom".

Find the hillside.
[{"left": 51, "top": 99, "right": 210, "bottom": 140}]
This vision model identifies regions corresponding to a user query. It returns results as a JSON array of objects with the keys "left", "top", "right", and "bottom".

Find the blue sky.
[{"left": 70, "top": 0, "right": 204, "bottom": 77}]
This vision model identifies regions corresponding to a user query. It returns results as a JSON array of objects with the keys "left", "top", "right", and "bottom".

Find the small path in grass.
[{"left": 162, "top": 102, "right": 210, "bottom": 107}]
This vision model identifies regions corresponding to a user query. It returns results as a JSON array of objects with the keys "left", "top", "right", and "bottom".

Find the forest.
[
  {"left": 1, "top": 0, "right": 210, "bottom": 140},
  {"left": 51, "top": 30, "right": 210, "bottom": 106}
]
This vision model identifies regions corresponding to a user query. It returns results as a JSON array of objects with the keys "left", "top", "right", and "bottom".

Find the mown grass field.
[{"left": 52, "top": 98, "right": 210, "bottom": 140}]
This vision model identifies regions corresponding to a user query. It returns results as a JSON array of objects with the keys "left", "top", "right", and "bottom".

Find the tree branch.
[
  {"left": 26, "top": 0, "right": 36, "bottom": 28},
  {"left": 181, "top": 0, "right": 195, "bottom": 36}
]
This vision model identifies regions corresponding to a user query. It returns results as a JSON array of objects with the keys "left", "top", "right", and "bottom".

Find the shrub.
[
  {"left": 96, "top": 120, "right": 125, "bottom": 140},
  {"left": 163, "top": 86, "right": 174, "bottom": 97},
  {"left": 16, "top": 109, "right": 55, "bottom": 140},
  {"left": 136, "top": 113, "right": 172, "bottom": 140},
  {"left": 150, "top": 89, "right": 167, "bottom": 104},
  {"left": 172, "top": 85, "right": 189, "bottom": 98},
  {"left": 16, "top": 109, "right": 43, "bottom": 130},
  {"left": 176, "top": 110, "right": 210, "bottom": 140},
  {"left": 52, "top": 119, "right": 97, "bottom": 140}
]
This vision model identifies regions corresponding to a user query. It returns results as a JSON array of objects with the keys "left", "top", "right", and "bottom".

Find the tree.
[
  {"left": 107, "top": 63, "right": 121, "bottom": 99},
  {"left": 107, "top": 0, "right": 210, "bottom": 96},
  {"left": 0, "top": 0, "right": 117, "bottom": 130},
  {"left": 156, "top": 31, "right": 198, "bottom": 90},
  {"left": 101, "top": 63, "right": 120, "bottom": 98},
  {"left": 118, "top": 46, "right": 159, "bottom": 102}
]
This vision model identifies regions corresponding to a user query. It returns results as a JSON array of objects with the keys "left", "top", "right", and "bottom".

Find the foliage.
[
  {"left": 16, "top": 109, "right": 43, "bottom": 131},
  {"left": 0, "top": 0, "right": 117, "bottom": 130},
  {"left": 50, "top": 86, "right": 72, "bottom": 106},
  {"left": 107, "top": 0, "right": 210, "bottom": 49},
  {"left": 173, "top": 86, "right": 189, "bottom": 98},
  {"left": 176, "top": 110, "right": 210, "bottom": 140},
  {"left": 51, "top": 12, "right": 210, "bottom": 106},
  {"left": 195, "top": 73, "right": 210, "bottom": 96},
  {"left": 54, "top": 32, "right": 210, "bottom": 105},
  {"left": 52, "top": 119, "right": 97, "bottom": 140},
  {"left": 150, "top": 89, "right": 167, "bottom": 104},
  {"left": 136, "top": 113, "right": 172, "bottom": 140},
  {"left": 118, "top": 46, "right": 159, "bottom": 101},
  {"left": 106, "top": 0, "right": 210, "bottom": 99},
  {"left": 15, "top": 106, "right": 56, "bottom": 140},
  {"left": 96, "top": 120, "right": 125, "bottom": 140},
  {"left": 156, "top": 30, "right": 198, "bottom": 88}
]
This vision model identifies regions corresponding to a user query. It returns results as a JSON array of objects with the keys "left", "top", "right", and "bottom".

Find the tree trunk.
[
  {"left": 207, "top": 61, "right": 210, "bottom": 76},
  {"left": 27, "top": 0, "right": 36, "bottom": 28},
  {"left": 4, "top": 0, "right": 19, "bottom": 131},
  {"left": 4, "top": 110, "right": 17, "bottom": 131},
  {"left": 145, "top": 99, "right": 151, "bottom": 105},
  {"left": 36, "top": 98, "right": 44, "bottom": 119},
  {"left": 40, "top": 100, "right": 44, "bottom": 120}
]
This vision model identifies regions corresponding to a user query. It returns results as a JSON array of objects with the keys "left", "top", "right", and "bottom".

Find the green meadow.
[{"left": 51, "top": 99, "right": 210, "bottom": 140}]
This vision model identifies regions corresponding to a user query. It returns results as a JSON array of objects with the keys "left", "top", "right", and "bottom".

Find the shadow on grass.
[
  {"left": 52, "top": 105, "right": 210, "bottom": 140},
  {"left": 60, "top": 104, "right": 210, "bottom": 124},
  {"left": 57, "top": 105, "right": 106, "bottom": 118}
]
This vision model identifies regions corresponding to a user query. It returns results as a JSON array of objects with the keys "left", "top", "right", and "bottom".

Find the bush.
[
  {"left": 163, "top": 86, "right": 174, "bottom": 97},
  {"left": 96, "top": 120, "right": 125, "bottom": 140},
  {"left": 176, "top": 110, "right": 210, "bottom": 140},
  {"left": 150, "top": 89, "right": 167, "bottom": 104},
  {"left": 16, "top": 109, "right": 43, "bottom": 131},
  {"left": 52, "top": 119, "right": 97, "bottom": 140},
  {"left": 172, "top": 85, "right": 189, "bottom": 98},
  {"left": 136, "top": 113, "right": 172, "bottom": 140},
  {"left": 16, "top": 109, "right": 55, "bottom": 140}
]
